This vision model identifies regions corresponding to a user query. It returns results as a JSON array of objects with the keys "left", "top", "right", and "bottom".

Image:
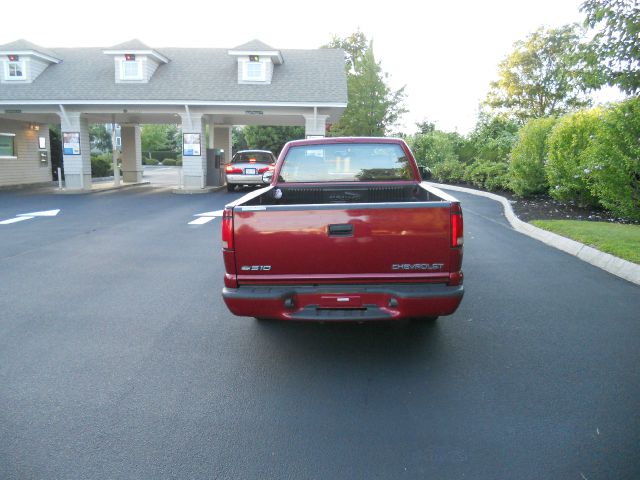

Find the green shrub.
[
  {"left": 162, "top": 159, "right": 176, "bottom": 166},
  {"left": 91, "top": 154, "right": 113, "bottom": 177},
  {"left": 546, "top": 109, "right": 601, "bottom": 207},
  {"left": 409, "top": 130, "right": 458, "bottom": 168},
  {"left": 509, "top": 117, "right": 557, "bottom": 197},
  {"left": 432, "top": 159, "right": 466, "bottom": 183},
  {"left": 144, "top": 158, "right": 159, "bottom": 166},
  {"left": 175, "top": 158, "right": 182, "bottom": 166},
  {"left": 464, "top": 160, "right": 510, "bottom": 190},
  {"left": 584, "top": 98, "right": 640, "bottom": 221}
]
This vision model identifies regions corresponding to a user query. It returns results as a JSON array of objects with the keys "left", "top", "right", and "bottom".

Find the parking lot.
[{"left": 1, "top": 185, "right": 639, "bottom": 479}]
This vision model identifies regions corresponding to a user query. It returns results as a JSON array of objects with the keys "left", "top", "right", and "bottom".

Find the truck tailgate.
[{"left": 233, "top": 203, "right": 452, "bottom": 284}]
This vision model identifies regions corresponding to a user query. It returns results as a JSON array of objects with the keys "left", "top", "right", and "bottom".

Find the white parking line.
[
  {"left": 0, "top": 216, "right": 34, "bottom": 225},
  {"left": 188, "top": 216, "right": 216, "bottom": 225}
]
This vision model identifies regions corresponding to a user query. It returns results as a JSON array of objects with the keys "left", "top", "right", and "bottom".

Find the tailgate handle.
[{"left": 328, "top": 223, "right": 353, "bottom": 237}]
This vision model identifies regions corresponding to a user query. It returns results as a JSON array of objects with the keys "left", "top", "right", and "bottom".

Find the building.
[{"left": 0, "top": 39, "right": 347, "bottom": 190}]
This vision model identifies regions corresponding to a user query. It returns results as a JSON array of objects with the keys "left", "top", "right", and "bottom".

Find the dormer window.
[
  {"left": 4, "top": 56, "right": 26, "bottom": 81},
  {"left": 243, "top": 57, "right": 266, "bottom": 82},
  {"left": 120, "top": 57, "right": 143, "bottom": 81}
]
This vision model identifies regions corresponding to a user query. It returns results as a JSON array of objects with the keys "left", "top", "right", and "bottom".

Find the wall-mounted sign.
[
  {"left": 183, "top": 133, "right": 201, "bottom": 156},
  {"left": 38, "top": 136, "right": 46, "bottom": 149},
  {"left": 63, "top": 132, "right": 81, "bottom": 155}
]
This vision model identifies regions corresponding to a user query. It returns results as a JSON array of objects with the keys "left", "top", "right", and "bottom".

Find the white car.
[{"left": 224, "top": 150, "right": 276, "bottom": 191}]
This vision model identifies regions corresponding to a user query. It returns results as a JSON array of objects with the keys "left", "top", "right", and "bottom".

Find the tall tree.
[
  {"left": 89, "top": 124, "right": 112, "bottom": 152},
  {"left": 141, "top": 124, "right": 171, "bottom": 152},
  {"left": 243, "top": 126, "right": 304, "bottom": 155},
  {"left": 581, "top": 0, "right": 640, "bottom": 94},
  {"left": 324, "top": 33, "right": 406, "bottom": 136},
  {"left": 485, "top": 25, "right": 591, "bottom": 121}
]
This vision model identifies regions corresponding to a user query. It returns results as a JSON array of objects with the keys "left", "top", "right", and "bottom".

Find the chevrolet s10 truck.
[{"left": 221, "top": 137, "right": 464, "bottom": 322}]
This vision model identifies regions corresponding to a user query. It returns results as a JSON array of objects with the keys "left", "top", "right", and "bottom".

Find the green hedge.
[
  {"left": 432, "top": 159, "right": 465, "bottom": 183},
  {"left": 162, "top": 159, "right": 177, "bottom": 166},
  {"left": 546, "top": 109, "right": 601, "bottom": 207},
  {"left": 144, "top": 158, "right": 159, "bottom": 165},
  {"left": 509, "top": 117, "right": 557, "bottom": 197},
  {"left": 91, "top": 154, "right": 113, "bottom": 177},
  {"left": 464, "top": 160, "right": 510, "bottom": 190},
  {"left": 584, "top": 97, "right": 640, "bottom": 221}
]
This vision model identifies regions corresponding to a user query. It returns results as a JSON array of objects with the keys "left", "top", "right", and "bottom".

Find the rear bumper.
[
  {"left": 222, "top": 283, "right": 464, "bottom": 321},
  {"left": 226, "top": 174, "right": 263, "bottom": 185}
]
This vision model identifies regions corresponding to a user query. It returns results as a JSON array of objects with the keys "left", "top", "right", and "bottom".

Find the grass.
[{"left": 531, "top": 220, "right": 640, "bottom": 264}]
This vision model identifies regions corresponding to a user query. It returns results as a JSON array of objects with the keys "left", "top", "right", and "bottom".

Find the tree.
[
  {"left": 89, "top": 124, "right": 112, "bottom": 152},
  {"left": 581, "top": 0, "right": 640, "bottom": 94},
  {"left": 323, "top": 33, "right": 406, "bottom": 136},
  {"left": 485, "top": 25, "right": 591, "bottom": 121},
  {"left": 243, "top": 126, "right": 304, "bottom": 155},
  {"left": 141, "top": 124, "right": 171, "bottom": 152}
]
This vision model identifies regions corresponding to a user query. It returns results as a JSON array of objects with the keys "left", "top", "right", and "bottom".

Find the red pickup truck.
[{"left": 221, "top": 137, "right": 464, "bottom": 322}]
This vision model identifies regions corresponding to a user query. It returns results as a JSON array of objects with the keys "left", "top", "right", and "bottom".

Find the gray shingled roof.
[
  {"left": 231, "top": 39, "right": 276, "bottom": 51},
  {"left": 0, "top": 39, "right": 60, "bottom": 61},
  {"left": 0, "top": 44, "right": 347, "bottom": 104},
  {"left": 107, "top": 39, "right": 154, "bottom": 51}
]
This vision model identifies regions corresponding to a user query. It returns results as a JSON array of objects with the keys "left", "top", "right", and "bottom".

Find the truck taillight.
[
  {"left": 451, "top": 203, "right": 463, "bottom": 247},
  {"left": 222, "top": 207, "right": 234, "bottom": 249}
]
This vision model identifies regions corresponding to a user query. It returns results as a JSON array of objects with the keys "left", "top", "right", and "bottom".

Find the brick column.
[
  {"left": 58, "top": 112, "right": 91, "bottom": 190},
  {"left": 121, "top": 124, "right": 142, "bottom": 183}
]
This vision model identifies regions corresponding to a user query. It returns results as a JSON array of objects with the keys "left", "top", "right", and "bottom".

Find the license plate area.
[
  {"left": 319, "top": 295, "right": 363, "bottom": 308},
  {"left": 244, "top": 168, "right": 257, "bottom": 175}
]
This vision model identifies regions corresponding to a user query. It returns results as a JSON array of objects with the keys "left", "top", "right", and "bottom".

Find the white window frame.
[
  {"left": 119, "top": 59, "right": 143, "bottom": 81},
  {"left": 0, "top": 132, "right": 17, "bottom": 158},
  {"left": 4, "top": 60, "right": 26, "bottom": 81},
  {"left": 115, "top": 136, "right": 121, "bottom": 147},
  {"left": 242, "top": 60, "right": 266, "bottom": 82}
]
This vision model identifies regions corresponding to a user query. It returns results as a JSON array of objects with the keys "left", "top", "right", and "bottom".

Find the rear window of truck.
[{"left": 279, "top": 144, "right": 413, "bottom": 182}]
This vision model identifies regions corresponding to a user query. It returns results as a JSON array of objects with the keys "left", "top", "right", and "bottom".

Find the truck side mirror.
[
  {"left": 419, "top": 166, "right": 432, "bottom": 180},
  {"left": 262, "top": 170, "right": 274, "bottom": 184}
]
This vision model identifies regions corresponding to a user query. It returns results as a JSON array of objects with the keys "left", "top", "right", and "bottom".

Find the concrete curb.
[
  {"left": 53, "top": 181, "right": 150, "bottom": 194},
  {"left": 428, "top": 182, "right": 640, "bottom": 287}
]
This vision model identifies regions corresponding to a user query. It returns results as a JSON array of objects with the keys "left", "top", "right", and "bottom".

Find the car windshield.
[
  {"left": 279, "top": 143, "right": 413, "bottom": 182},
  {"left": 232, "top": 152, "right": 274, "bottom": 164}
]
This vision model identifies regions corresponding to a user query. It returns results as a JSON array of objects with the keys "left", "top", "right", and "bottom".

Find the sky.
[{"left": 0, "top": 0, "right": 620, "bottom": 134}]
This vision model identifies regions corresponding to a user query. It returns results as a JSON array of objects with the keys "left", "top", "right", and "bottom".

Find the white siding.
[
  {"left": 0, "top": 119, "right": 52, "bottom": 187},
  {"left": 236, "top": 56, "right": 274, "bottom": 85},
  {"left": 113, "top": 55, "right": 161, "bottom": 83},
  {"left": 26, "top": 57, "right": 50, "bottom": 82}
]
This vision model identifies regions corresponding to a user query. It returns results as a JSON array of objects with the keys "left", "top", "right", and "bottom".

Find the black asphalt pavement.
[{"left": 0, "top": 185, "right": 638, "bottom": 479}]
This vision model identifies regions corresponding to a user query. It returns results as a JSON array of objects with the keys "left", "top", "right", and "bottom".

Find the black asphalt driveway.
[{"left": 0, "top": 186, "right": 638, "bottom": 479}]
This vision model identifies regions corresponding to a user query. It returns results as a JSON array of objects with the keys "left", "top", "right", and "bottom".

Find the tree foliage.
[
  {"left": 485, "top": 25, "right": 591, "bottom": 121},
  {"left": 243, "top": 126, "right": 304, "bottom": 155},
  {"left": 468, "top": 114, "right": 520, "bottom": 163},
  {"left": 509, "top": 117, "right": 557, "bottom": 197},
  {"left": 89, "top": 124, "right": 112, "bottom": 152},
  {"left": 141, "top": 124, "right": 179, "bottom": 153},
  {"left": 581, "top": 0, "right": 640, "bottom": 94},
  {"left": 324, "top": 33, "right": 406, "bottom": 136},
  {"left": 546, "top": 108, "right": 602, "bottom": 206},
  {"left": 584, "top": 96, "right": 640, "bottom": 219}
]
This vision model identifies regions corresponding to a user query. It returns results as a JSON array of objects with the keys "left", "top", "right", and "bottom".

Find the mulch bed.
[{"left": 448, "top": 182, "right": 638, "bottom": 225}]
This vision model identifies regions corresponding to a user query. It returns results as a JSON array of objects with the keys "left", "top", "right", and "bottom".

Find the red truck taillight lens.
[
  {"left": 451, "top": 203, "right": 463, "bottom": 247},
  {"left": 222, "top": 208, "right": 234, "bottom": 249}
]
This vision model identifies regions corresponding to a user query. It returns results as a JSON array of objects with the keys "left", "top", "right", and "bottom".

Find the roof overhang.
[
  {"left": 0, "top": 50, "right": 61, "bottom": 64},
  {"left": 227, "top": 49, "right": 283, "bottom": 65},
  {"left": 102, "top": 49, "right": 169, "bottom": 64}
]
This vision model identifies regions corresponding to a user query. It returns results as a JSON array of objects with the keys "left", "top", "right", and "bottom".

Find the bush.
[
  {"left": 584, "top": 98, "right": 640, "bottom": 221},
  {"left": 175, "top": 158, "right": 182, "bottom": 166},
  {"left": 509, "top": 117, "right": 557, "bottom": 197},
  {"left": 546, "top": 109, "right": 602, "bottom": 207},
  {"left": 162, "top": 159, "right": 176, "bottom": 166},
  {"left": 144, "top": 158, "right": 159, "bottom": 166},
  {"left": 464, "top": 160, "right": 510, "bottom": 190},
  {"left": 432, "top": 159, "right": 466, "bottom": 183},
  {"left": 409, "top": 130, "right": 458, "bottom": 167},
  {"left": 91, "top": 154, "right": 113, "bottom": 177}
]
